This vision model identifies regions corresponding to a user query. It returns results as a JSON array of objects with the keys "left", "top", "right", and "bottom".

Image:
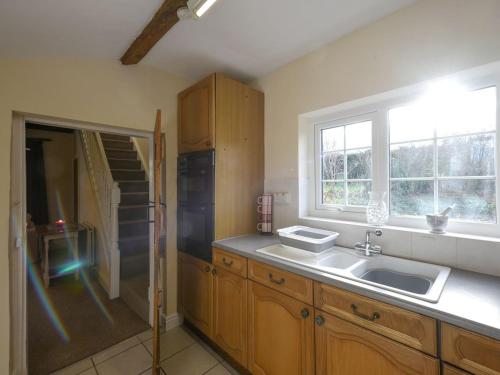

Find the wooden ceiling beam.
[{"left": 121, "top": 0, "right": 187, "bottom": 65}]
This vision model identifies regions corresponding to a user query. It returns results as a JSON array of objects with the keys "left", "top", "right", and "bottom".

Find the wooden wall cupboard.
[{"left": 178, "top": 75, "right": 215, "bottom": 154}]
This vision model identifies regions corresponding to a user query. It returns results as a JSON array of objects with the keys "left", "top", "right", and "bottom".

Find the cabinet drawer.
[
  {"left": 442, "top": 323, "right": 500, "bottom": 375},
  {"left": 248, "top": 260, "right": 313, "bottom": 304},
  {"left": 212, "top": 248, "right": 247, "bottom": 277},
  {"left": 314, "top": 282, "right": 437, "bottom": 355}
]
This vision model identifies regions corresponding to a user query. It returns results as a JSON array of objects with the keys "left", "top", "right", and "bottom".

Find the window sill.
[{"left": 300, "top": 215, "right": 500, "bottom": 243}]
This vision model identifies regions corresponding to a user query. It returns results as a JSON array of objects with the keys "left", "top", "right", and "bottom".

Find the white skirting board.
[{"left": 161, "top": 312, "right": 183, "bottom": 331}]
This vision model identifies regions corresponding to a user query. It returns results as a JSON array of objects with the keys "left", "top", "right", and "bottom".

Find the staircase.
[{"left": 100, "top": 133, "right": 150, "bottom": 322}]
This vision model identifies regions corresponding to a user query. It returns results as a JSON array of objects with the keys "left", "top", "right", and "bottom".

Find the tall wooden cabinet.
[{"left": 177, "top": 73, "right": 264, "bottom": 240}]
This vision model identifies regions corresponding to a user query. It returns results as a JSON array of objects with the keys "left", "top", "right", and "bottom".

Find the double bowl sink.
[{"left": 256, "top": 244, "right": 451, "bottom": 303}]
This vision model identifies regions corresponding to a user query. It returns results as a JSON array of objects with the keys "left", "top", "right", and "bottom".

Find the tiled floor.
[{"left": 51, "top": 325, "right": 240, "bottom": 375}]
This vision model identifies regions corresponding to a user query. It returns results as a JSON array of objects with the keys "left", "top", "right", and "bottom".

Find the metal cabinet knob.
[
  {"left": 301, "top": 308, "right": 310, "bottom": 319},
  {"left": 315, "top": 315, "right": 325, "bottom": 326}
]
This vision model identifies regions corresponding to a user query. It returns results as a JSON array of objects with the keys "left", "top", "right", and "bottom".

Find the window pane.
[
  {"left": 439, "top": 179, "right": 496, "bottom": 222},
  {"left": 347, "top": 149, "right": 371, "bottom": 179},
  {"left": 345, "top": 121, "right": 372, "bottom": 149},
  {"left": 322, "top": 182, "right": 344, "bottom": 205},
  {"left": 348, "top": 181, "right": 371, "bottom": 206},
  {"left": 437, "top": 87, "right": 496, "bottom": 137},
  {"left": 438, "top": 134, "right": 495, "bottom": 177},
  {"left": 391, "top": 141, "right": 434, "bottom": 178},
  {"left": 322, "top": 152, "right": 344, "bottom": 180},
  {"left": 390, "top": 180, "right": 434, "bottom": 216},
  {"left": 322, "top": 126, "right": 344, "bottom": 152},
  {"left": 389, "top": 104, "right": 435, "bottom": 143}
]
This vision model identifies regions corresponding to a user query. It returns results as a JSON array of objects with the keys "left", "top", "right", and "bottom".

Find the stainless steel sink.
[{"left": 256, "top": 244, "right": 451, "bottom": 303}]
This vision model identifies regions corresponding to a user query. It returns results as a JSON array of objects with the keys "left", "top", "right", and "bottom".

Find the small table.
[{"left": 37, "top": 224, "right": 83, "bottom": 287}]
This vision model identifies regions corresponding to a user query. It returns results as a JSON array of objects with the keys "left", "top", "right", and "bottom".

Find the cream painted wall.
[
  {"left": 253, "top": 0, "right": 500, "bottom": 230},
  {"left": 1, "top": 58, "right": 191, "bottom": 372}
]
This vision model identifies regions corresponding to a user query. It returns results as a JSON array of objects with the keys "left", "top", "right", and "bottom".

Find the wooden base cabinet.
[
  {"left": 314, "top": 311, "right": 439, "bottom": 375},
  {"left": 212, "top": 267, "right": 248, "bottom": 367},
  {"left": 178, "top": 252, "right": 213, "bottom": 338},
  {"left": 248, "top": 281, "right": 315, "bottom": 375}
]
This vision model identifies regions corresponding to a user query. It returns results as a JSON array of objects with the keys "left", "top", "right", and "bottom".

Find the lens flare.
[{"left": 27, "top": 259, "right": 70, "bottom": 342}]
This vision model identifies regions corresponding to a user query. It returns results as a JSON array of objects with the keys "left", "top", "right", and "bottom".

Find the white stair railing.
[{"left": 80, "top": 130, "right": 120, "bottom": 298}]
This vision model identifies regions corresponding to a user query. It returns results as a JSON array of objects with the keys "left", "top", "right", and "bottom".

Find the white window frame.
[
  {"left": 303, "top": 65, "right": 500, "bottom": 238},
  {"left": 314, "top": 112, "right": 377, "bottom": 212}
]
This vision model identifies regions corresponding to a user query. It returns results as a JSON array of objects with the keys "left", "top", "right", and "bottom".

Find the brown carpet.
[{"left": 28, "top": 249, "right": 149, "bottom": 375}]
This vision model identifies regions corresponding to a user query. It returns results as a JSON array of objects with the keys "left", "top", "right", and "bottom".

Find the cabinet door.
[
  {"left": 178, "top": 252, "right": 213, "bottom": 337},
  {"left": 178, "top": 74, "right": 215, "bottom": 153},
  {"left": 315, "top": 311, "right": 439, "bottom": 375},
  {"left": 248, "top": 281, "right": 314, "bottom": 375},
  {"left": 443, "top": 364, "right": 471, "bottom": 375},
  {"left": 212, "top": 267, "right": 247, "bottom": 367}
]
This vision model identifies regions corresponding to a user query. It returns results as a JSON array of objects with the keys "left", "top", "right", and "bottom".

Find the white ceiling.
[{"left": 0, "top": 0, "right": 415, "bottom": 81}]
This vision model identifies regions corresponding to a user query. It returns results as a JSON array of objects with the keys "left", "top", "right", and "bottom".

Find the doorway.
[{"left": 11, "top": 115, "right": 156, "bottom": 375}]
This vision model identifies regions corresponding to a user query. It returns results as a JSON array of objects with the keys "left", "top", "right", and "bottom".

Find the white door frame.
[{"left": 10, "top": 112, "right": 156, "bottom": 374}]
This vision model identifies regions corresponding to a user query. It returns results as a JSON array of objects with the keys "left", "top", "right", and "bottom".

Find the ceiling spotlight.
[{"left": 187, "top": 0, "right": 218, "bottom": 19}]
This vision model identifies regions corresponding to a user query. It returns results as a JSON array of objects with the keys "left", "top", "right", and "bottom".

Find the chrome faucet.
[{"left": 355, "top": 229, "right": 383, "bottom": 256}]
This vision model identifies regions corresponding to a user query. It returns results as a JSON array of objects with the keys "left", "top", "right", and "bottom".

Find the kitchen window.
[
  {"left": 316, "top": 117, "right": 373, "bottom": 209},
  {"left": 308, "top": 71, "right": 500, "bottom": 235},
  {"left": 389, "top": 86, "right": 497, "bottom": 222}
]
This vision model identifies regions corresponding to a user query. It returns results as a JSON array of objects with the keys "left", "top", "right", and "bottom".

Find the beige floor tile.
[
  {"left": 96, "top": 345, "right": 152, "bottom": 375},
  {"left": 137, "top": 329, "right": 153, "bottom": 342},
  {"left": 92, "top": 335, "right": 141, "bottom": 364},
  {"left": 160, "top": 343, "right": 218, "bottom": 375},
  {"left": 144, "top": 326, "right": 195, "bottom": 360},
  {"left": 205, "top": 364, "right": 232, "bottom": 375},
  {"left": 50, "top": 358, "right": 93, "bottom": 375},
  {"left": 219, "top": 361, "right": 242, "bottom": 375},
  {"left": 79, "top": 368, "right": 98, "bottom": 375}
]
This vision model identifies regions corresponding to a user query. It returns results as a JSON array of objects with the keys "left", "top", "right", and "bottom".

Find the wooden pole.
[{"left": 152, "top": 110, "right": 163, "bottom": 374}]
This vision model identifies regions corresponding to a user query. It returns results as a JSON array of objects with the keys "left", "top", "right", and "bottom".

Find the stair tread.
[
  {"left": 108, "top": 158, "right": 140, "bottom": 161},
  {"left": 110, "top": 168, "right": 143, "bottom": 172},
  {"left": 119, "top": 204, "right": 150, "bottom": 209},
  {"left": 119, "top": 219, "right": 150, "bottom": 224},
  {"left": 104, "top": 147, "right": 136, "bottom": 152},
  {"left": 119, "top": 234, "right": 149, "bottom": 241}
]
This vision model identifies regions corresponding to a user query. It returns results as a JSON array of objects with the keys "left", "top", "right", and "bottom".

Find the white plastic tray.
[{"left": 277, "top": 225, "right": 339, "bottom": 253}]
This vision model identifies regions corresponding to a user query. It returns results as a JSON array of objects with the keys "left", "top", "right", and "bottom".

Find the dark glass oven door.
[
  {"left": 177, "top": 203, "right": 213, "bottom": 262},
  {"left": 178, "top": 167, "right": 213, "bottom": 205}
]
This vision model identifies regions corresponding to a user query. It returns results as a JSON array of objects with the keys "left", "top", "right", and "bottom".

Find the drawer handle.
[
  {"left": 301, "top": 308, "right": 310, "bottom": 319},
  {"left": 204, "top": 265, "right": 211, "bottom": 273},
  {"left": 351, "top": 304, "right": 380, "bottom": 322},
  {"left": 315, "top": 315, "right": 325, "bottom": 326},
  {"left": 222, "top": 258, "right": 233, "bottom": 267},
  {"left": 268, "top": 273, "right": 285, "bottom": 285}
]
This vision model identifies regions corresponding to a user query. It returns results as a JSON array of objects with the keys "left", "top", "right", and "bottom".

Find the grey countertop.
[{"left": 213, "top": 234, "right": 500, "bottom": 341}]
